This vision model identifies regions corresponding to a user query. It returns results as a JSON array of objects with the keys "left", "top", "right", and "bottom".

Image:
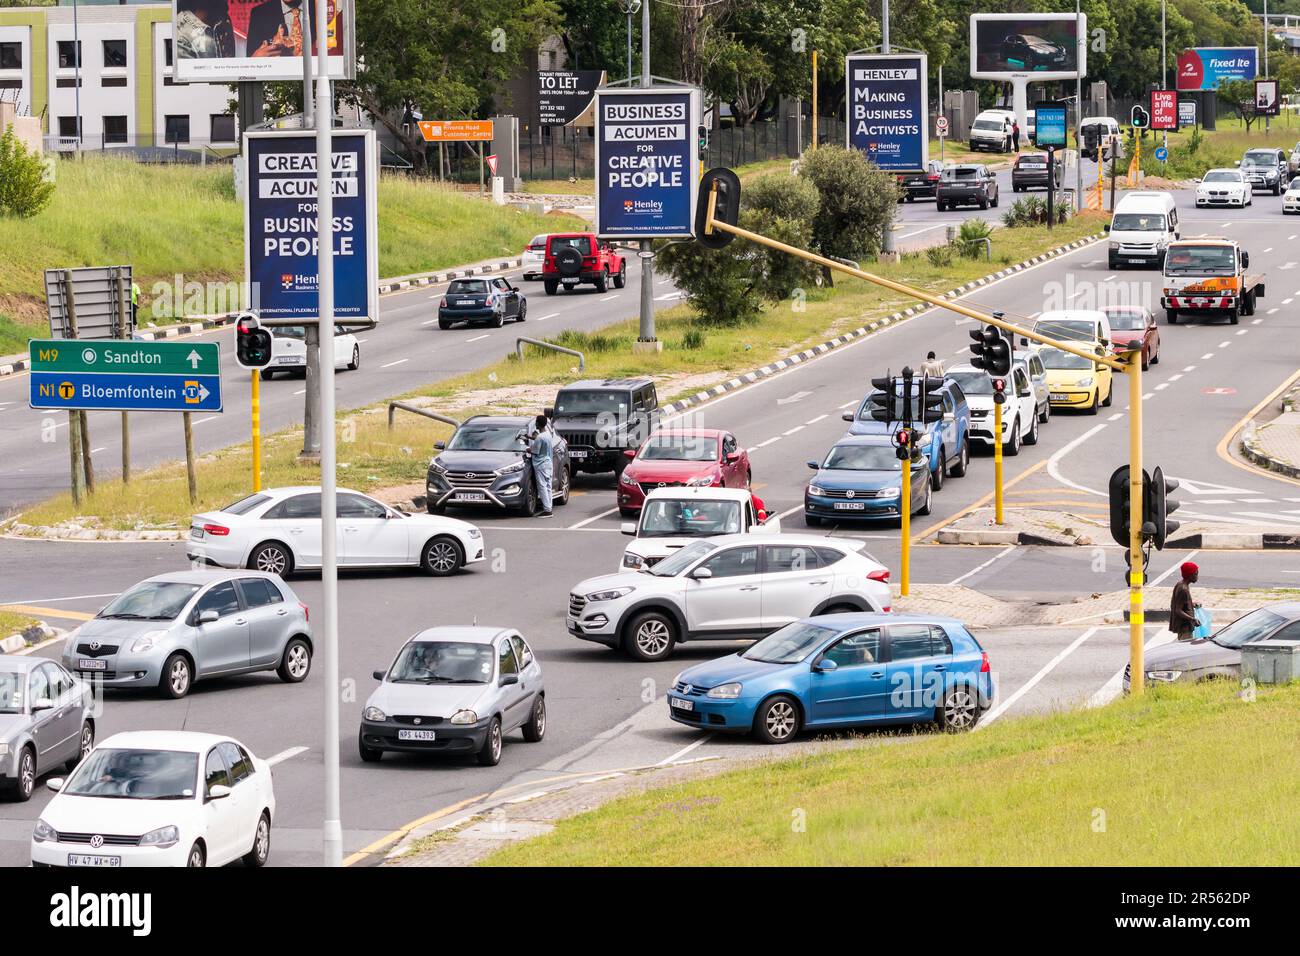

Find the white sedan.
[
  {"left": 187, "top": 486, "right": 485, "bottom": 576},
  {"left": 1285, "top": 179, "right": 1300, "bottom": 214},
  {"left": 521, "top": 234, "right": 548, "bottom": 280},
  {"left": 32, "top": 731, "right": 275, "bottom": 868},
  {"left": 262, "top": 324, "right": 360, "bottom": 379},
  {"left": 1195, "top": 169, "right": 1252, "bottom": 208}
]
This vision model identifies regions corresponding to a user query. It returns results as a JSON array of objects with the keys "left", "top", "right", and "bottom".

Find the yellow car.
[{"left": 1041, "top": 346, "right": 1112, "bottom": 414}]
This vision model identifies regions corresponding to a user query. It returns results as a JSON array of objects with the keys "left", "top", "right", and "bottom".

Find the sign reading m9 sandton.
[{"left": 596, "top": 86, "right": 702, "bottom": 239}]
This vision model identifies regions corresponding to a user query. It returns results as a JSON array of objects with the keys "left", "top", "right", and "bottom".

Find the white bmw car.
[
  {"left": 32, "top": 731, "right": 275, "bottom": 868},
  {"left": 1285, "top": 179, "right": 1300, "bottom": 214},
  {"left": 187, "top": 486, "right": 485, "bottom": 576},
  {"left": 1195, "top": 169, "right": 1252, "bottom": 208}
]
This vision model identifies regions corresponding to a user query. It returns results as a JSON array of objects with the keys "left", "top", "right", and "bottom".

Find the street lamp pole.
[
  {"left": 882, "top": 0, "right": 890, "bottom": 53},
  {"left": 72, "top": 0, "right": 81, "bottom": 144},
  {"left": 1075, "top": 0, "right": 1082, "bottom": 210},
  {"left": 635, "top": 0, "right": 658, "bottom": 350}
]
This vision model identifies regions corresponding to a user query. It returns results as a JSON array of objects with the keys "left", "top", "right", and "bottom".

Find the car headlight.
[
  {"left": 586, "top": 587, "right": 635, "bottom": 602},
  {"left": 466, "top": 528, "right": 481, "bottom": 539},
  {"left": 686, "top": 475, "right": 716, "bottom": 487},
  {"left": 882, "top": 486, "right": 901, "bottom": 497},
  {"left": 428, "top": 457, "right": 446, "bottom": 474},
  {"left": 1075, "top": 377, "right": 1094, "bottom": 387},
  {"left": 707, "top": 682, "right": 742, "bottom": 699},
  {"left": 363, "top": 705, "right": 387, "bottom": 722},
  {"left": 0, "top": 742, "right": 9, "bottom": 756},
  {"left": 33, "top": 819, "right": 57, "bottom": 843},
  {"left": 139, "top": 825, "right": 180, "bottom": 849},
  {"left": 1145, "top": 670, "right": 1182, "bottom": 682},
  {"left": 623, "top": 552, "right": 645, "bottom": 569},
  {"left": 129, "top": 629, "right": 168, "bottom": 654},
  {"left": 450, "top": 709, "right": 478, "bottom": 724},
  {"left": 619, "top": 470, "right": 638, "bottom": 486},
  {"left": 496, "top": 460, "right": 526, "bottom": 475},
  {"left": 1108, "top": 240, "right": 1120, "bottom": 249},
  {"left": 808, "top": 484, "right": 825, "bottom": 497}
]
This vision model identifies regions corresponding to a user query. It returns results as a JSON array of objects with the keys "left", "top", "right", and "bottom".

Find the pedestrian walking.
[
  {"left": 920, "top": 351, "right": 945, "bottom": 379},
  {"left": 130, "top": 281, "right": 141, "bottom": 329},
  {"left": 1170, "top": 561, "right": 1200, "bottom": 641},
  {"left": 529, "top": 413, "right": 554, "bottom": 518},
  {"left": 1011, "top": 120, "right": 1021, "bottom": 152}
]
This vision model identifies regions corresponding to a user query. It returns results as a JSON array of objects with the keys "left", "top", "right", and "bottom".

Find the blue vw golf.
[
  {"left": 804, "top": 435, "right": 932, "bottom": 526},
  {"left": 667, "top": 613, "right": 994, "bottom": 743},
  {"left": 842, "top": 377, "right": 971, "bottom": 490}
]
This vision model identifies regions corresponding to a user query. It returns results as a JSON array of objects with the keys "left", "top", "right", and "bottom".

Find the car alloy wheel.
[
  {"left": 254, "top": 544, "right": 289, "bottom": 575},
  {"left": 187, "top": 843, "right": 206, "bottom": 868},
  {"left": 764, "top": 700, "right": 798, "bottom": 741},
  {"left": 635, "top": 619, "right": 671, "bottom": 657},
  {"left": 78, "top": 724, "right": 93, "bottom": 761},
  {"left": 285, "top": 642, "right": 310, "bottom": 680},
  {"left": 252, "top": 815, "right": 270, "bottom": 865},
  {"left": 18, "top": 750, "right": 34, "bottom": 800},
  {"left": 169, "top": 657, "right": 191, "bottom": 697},
  {"left": 424, "top": 539, "right": 461, "bottom": 575},
  {"left": 942, "top": 687, "right": 978, "bottom": 731}
]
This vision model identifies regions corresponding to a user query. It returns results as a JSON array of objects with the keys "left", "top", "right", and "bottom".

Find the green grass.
[
  {"left": 483, "top": 680, "right": 1300, "bottom": 866},
  {"left": 0, "top": 610, "right": 38, "bottom": 638},
  {"left": 9, "top": 212, "right": 1103, "bottom": 531},
  {"left": 1134, "top": 116, "right": 1300, "bottom": 181},
  {"left": 0, "top": 157, "right": 565, "bottom": 354}
]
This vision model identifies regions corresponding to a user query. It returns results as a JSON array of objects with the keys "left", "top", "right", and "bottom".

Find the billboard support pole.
[
  {"left": 634, "top": 0, "right": 659, "bottom": 351},
  {"left": 882, "top": 0, "right": 890, "bottom": 53},
  {"left": 301, "top": 6, "right": 313, "bottom": 128},
  {"left": 61, "top": 271, "right": 86, "bottom": 503},
  {"left": 299, "top": 8, "right": 319, "bottom": 460},
  {"left": 1076, "top": 0, "right": 1083, "bottom": 210},
  {"left": 811, "top": 50, "right": 818, "bottom": 151},
  {"left": 183, "top": 411, "right": 197, "bottom": 505}
]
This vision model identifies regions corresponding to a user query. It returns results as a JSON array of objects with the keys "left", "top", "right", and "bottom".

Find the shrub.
[
  {"left": 796, "top": 145, "right": 898, "bottom": 272},
  {"left": 0, "top": 125, "right": 54, "bottom": 218},
  {"left": 552, "top": 328, "right": 623, "bottom": 353},
  {"left": 680, "top": 326, "right": 706, "bottom": 351},
  {"left": 926, "top": 244, "right": 954, "bottom": 267},
  {"left": 956, "top": 218, "right": 993, "bottom": 258}
]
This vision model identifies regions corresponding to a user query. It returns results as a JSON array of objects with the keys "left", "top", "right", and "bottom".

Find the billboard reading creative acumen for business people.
[{"left": 172, "top": 0, "right": 356, "bottom": 83}]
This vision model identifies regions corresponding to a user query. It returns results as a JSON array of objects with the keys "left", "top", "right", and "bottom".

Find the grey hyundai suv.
[{"left": 62, "top": 571, "right": 314, "bottom": 699}]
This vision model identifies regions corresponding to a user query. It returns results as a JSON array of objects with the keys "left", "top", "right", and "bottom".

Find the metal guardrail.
[
  {"left": 515, "top": 337, "right": 586, "bottom": 370},
  {"left": 388, "top": 402, "right": 460, "bottom": 431}
]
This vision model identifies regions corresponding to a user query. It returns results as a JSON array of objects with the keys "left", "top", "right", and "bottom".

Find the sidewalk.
[{"left": 1242, "top": 382, "right": 1300, "bottom": 481}]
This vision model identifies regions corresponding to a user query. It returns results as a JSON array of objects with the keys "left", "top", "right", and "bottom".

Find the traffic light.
[
  {"left": 991, "top": 377, "right": 1007, "bottom": 405},
  {"left": 919, "top": 377, "right": 945, "bottom": 423},
  {"left": 235, "top": 314, "right": 273, "bottom": 370},
  {"left": 970, "top": 324, "right": 1011, "bottom": 376},
  {"left": 1108, "top": 465, "right": 1132, "bottom": 548},
  {"left": 1146, "top": 465, "right": 1181, "bottom": 550},
  {"left": 894, "top": 426, "right": 913, "bottom": 461},
  {"left": 1130, "top": 104, "right": 1150, "bottom": 129},
  {"left": 695, "top": 167, "right": 741, "bottom": 249},
  {"left": 868, "top": 373, "right": 897, "bottom": 423},
  {"left": 697, "top": 124, "right": 709, "bottom": 151}
]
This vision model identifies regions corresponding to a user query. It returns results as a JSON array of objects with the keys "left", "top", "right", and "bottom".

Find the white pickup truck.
[
  {"left": 619, "top": 487, "right": 778, "bottom": 571},
  {"left": 1161, "top": 238, "right": 1265, "bottom": 325}
]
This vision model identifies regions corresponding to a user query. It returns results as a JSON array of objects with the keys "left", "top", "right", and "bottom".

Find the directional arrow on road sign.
[
  {"left": 28, "top": 339, "right": 223, "bottom": 413},
  {"left": 187, "top": 350, "right": 202, "bottom": 369}
]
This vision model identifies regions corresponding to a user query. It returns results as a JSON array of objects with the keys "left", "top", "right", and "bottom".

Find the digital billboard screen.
[
  {"left": 971, "top": 15, "right": 1081, "bottom": 76},
  {"left": 173, "top": 0, "right": 356, "bottom": 83}
]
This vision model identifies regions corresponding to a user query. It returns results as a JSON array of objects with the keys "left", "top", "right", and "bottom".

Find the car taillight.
[
  {"left": 202, "top": 524, "right": 229, "bottom": 536},
  {"left": 927, "top": 173, "right": 939, "bottom": 181},
  {"left": 867, "top": 569, "right": 890, "bottom": 583},
  {"left": 485, "top": 295, "right": 495, "bottom": 307},
  {"left": 980, "top": 651, "right": 990, "bottom": 673},
  {"left": 439, "top": 296, "right": 447, "bottom": 308},
  {"left": 299, "top": 602, "right": 309, "bottom": 622}
]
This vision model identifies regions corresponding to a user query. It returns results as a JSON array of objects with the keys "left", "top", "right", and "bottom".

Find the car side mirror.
[
  {"left": 806, "top": 460, "right": 819, "bottom": 470},
  {"left": 620, "top": 521, "right": 637, "bottom": 536},
  {"left": 46, "top": 778, "right": 64, "bottom": 793},
  {"left": 841, "top": 412, "right": 854, "bottom": 422},
  {"left": 197, "top": 609, "right": 219, "bottom": 625},
  {"left": 813, "top": 657, "right": 838, "bottom": 673},
  {"left": 207, "top": 784, "right": 232, "bottom": 801},
  {"left": 372, "top": 670, "right": 385, "bottom": 681},
  {"left": 623, "top": 449, "right": 636, "bottom": 459},
  {"left": 499, "top": 672, "right": 519, "bottom": 687},
  {"left": 1241, "top": 252, "right": 1250, "bottom": 268},
  {"left": 434, "top": 441, "right": 446, "bottom": 451},
  {"left": 690, "top": 566, "right": 714, "bottom": 580},
  {"left": 726, "top": 452, "right": 741, "bottom": 463},
  {"left": 1103, "top": 224, "right": 1110, "bottom": 233},
  {"left": 1020, "top": 337, "right": 1029, "bottom": 347},
  {"left": 32, "top": 698, "right": 54, "bottom": 712}
]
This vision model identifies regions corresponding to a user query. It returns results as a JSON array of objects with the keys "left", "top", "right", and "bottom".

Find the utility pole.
[
  {"left": 634, "top": 0, "right": 659, "bottom": 351},
  {"left": 1264, "top": 0, "right": 1271, "bottom": 134},
  {"left": 1075, "top": 0, "right": 1083, "bottom": 211},
  {"left": 882, "top": 0, "right": 890, "bottom": 53},
  {"left": 314, "top": 0, "right": 342, "bottom": 868},
  {"left": 299, "top": 5, "right": 320, "bottom": 460}
]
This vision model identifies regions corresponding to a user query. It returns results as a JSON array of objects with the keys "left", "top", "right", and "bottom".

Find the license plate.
[
  {"left": 397, "top": 729, "right": 436, "bottom": 741},
  {"left": 1050, "top": 392, "right": 1069, "bottom": 401},
  {"left": 276, "top": 356, "right": 303, "bottom": 365},
  {"left": 189, "top": 528, "right": 204, "bottom": 539},
  {"left": 568, "top": 449, "right": 587, "bottom": 458},
  {"left": 561, "top": 278, "right": 579, "bottom": 285},
  {"left": 454, "top": 491, "right": 487, "bottom": 501},
  {"left": 78, "top": 659, "right": 107, "bottom": 671},
  {"left": 567, "top": 619, "right": 580, "bottom": 633},
  {"left": 670, "top": 697, "right": 694, "bottom": 711},
  {"left": 67, "top": 854, "right": 120, "bottom": 867},
  {"left": 1022, "top": 164, "right": 1045, "bottom": 169},
  {"left": 456, "top": 299, "right": 476, "bottom": 305},
  {"left": 834, "top": 501, "right": 866, "bottom": 510}
]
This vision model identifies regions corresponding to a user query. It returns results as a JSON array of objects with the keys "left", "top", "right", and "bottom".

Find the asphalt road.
[{"left": 3, "top": 180, "right": 1300, "bottom": 867}]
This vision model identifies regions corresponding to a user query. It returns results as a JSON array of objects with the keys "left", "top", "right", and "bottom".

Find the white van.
[
  {"left": 970, "top": 109, "right": 1015, "bottom": 152},
  {"left": 1105, "top": 191, "right": 1180, "bottom": 269},
  {"left": 1079, "top": 117, "right": 1123, "bottom": 161}
]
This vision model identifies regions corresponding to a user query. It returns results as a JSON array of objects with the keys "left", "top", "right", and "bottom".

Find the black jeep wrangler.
[{"left": 549, "top": 378, "right": 660, "bottom": 478}]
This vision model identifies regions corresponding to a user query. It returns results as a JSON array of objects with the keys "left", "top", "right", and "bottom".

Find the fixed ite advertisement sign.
[
  {"left": 1175, "top": 47, "right": 1258, "bottom": 91},
  {"left": 846, "top": 53, "right": 928, "bottom": 173},
  {"left": 595, "top": 87, "right": 701, "bottom": 239}
]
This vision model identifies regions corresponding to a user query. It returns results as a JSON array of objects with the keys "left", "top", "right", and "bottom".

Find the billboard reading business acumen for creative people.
[{"left": 172, "top": 0, "right": 356, "bottom": 82}]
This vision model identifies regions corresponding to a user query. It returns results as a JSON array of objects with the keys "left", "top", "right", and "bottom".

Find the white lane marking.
[
  {"left": 655, "top": 291, "right": 682, "bottom": 301},
  {"left": 357, "top": 338, "right": 368, "bottom": 344},
  {"left": 839, "top": 400, "right": 857, "bottom": 409},
  {"left": 1291, "top": 235, "right": 1298, "bottom": 241},
  {"left": 267, "top": 746, "right": 309, "bottom": 767},
  {"left": 1201, "top": 353, "right": 1214, "bottom": 360},
  {"left": 1150, "top": 549, "right": 1200, "bottom": 587},
  {"left": 783, "top": 425, "right": 805, "bottom": 436},
  {"left": 599, "top": 294, "right": 620, "bottom": 302},
  {"left": 1235, "top": 329, "right": 1248, "bottom": 335},
  {"left": 1142, "top": 392, "right": 1153, "bottom": 400},
  {"left": 193, "top": 416, "right": 219, "bottom": 425},
  {"left": 1285, "top": 298, "right": 1294, "bottom": 305},
  {"left": 1267, "top": 308, "right": 1279, "bottom": 314},
  {"left": 1168, "top": 374, "right": 1182, "bottom": 381},
  {"left": 420, "top": 318, "right": 438, "bottom": 325},
  {"left": 294, "top": 389, "right": 306, "bottom": 396},
  {"left": 537, "top": 312, "right": 560, "bottom": 320},
  {"left": 1107, "top": 413, "right": 1123, "bottom": 421},
  {"left": 755, "top": 436, "right": 782, "bottom": 448},
  {"left": 1217, "top": 340, "right": 1231, "bottom": 348},
  {"left": 946, "top": 545, "right": 1015, "bottom": 586},
  {"left": 1047, "top": 424, "right": 1108, "bottom": 496},
  {"left": 90, "top": 447, "right": 106, "bottom": 454},
  {"left": 1265, "top": 248, "right": 1274, "bottom": 253},
  {"left": 656, "top": 735, "right": 713, "bottom": 766},
  {"left": 0, "top": 591, "right": 119, "bottom": 605},
  {"left": 1239, "top": 498, "right": 1276, "bottom": 503},
  {"left": 805, "top": 414, "right": 828, "bottom": 425},
  {"left": 1154, "top": 383, "right": 1169, "bottom": 391},
  {"left": 1252, "top": 318, "right": 1263, "bottom": 325},
  {"left": 568, "top": 506, "right": 619, "bottom": 530},
  {"left": 466, "top": 335, "right": 490, "bottom": 344},
  {"left": 380, "top": 358, "right": 409, "bottom": 368},
  {"left": 1182, "top": 365, "right": 1196, "bottom": 372},
  {"left": 981, "top": 626, "right": 1102, "bottom": 727}
]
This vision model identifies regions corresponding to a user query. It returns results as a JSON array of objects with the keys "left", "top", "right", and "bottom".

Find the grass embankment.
[
  {"left": 1134, "top": 115, "right": 1300, "bottom": 181},
  {"left": 12, "top": 212, "right": 1104, "bottom": 531},
  {"left": 0, "top": 610, "right": 38, "bottom": 638},
  {"left": 484, "top": 681, "right": 1300, "bottom": 867},
  {"left": 0, "top": 157, "right": 564, "bottom": 355}
]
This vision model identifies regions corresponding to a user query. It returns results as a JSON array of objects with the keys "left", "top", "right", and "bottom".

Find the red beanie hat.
[{"left": 1181, "top": 561, "right": 1198, "bottom": 580}]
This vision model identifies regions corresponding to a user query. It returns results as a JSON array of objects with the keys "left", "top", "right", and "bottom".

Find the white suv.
[
  {"left": 568, "top": 534, "right": 892, "bottom": 661},
  {"left": 619, "top": 487, "right": 779, "bottom": 572},
  {"left": 945, "top": 363, "right": 1039, "bottom": 455}
]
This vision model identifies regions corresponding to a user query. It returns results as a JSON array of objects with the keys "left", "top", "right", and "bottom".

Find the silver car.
[
  {"left": 0, "top": 658, "right": 95, "bottom": 802},
  {"left": 358, "top": 626, "right": 546, "bottom": 767},
  {"left": 1125, "top": 602, "right": 1300, "bottom": 690},
  {"left": 62, "top": 570, "right": 314, "bottom": 700}
]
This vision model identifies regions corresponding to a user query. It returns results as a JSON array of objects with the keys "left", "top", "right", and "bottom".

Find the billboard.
[
  {"left": 538, "top": 71, "right": 604, "bottom": 127},
  {"left": 970, "top": 14, "right": 1085, "bottom": 80},
  {"left": 595, "top": 87, "right": 701, "bottom": 240},
  {"left": 1034, "top": 102, "right": 1067, "bottom": 148},
  {"left": 1150, "top": 90, "right": 1178, "bottom": 131},
  {"left": 1179, "top": 99, "right": 1197, "bottom": 126},
  {"left": 1174, "top": 48, "right": 1258, "bottom": 91},
  {"left": 845, "top": 52, "right": 928, "bottom": 173},
  {"left": 173, "top": 0, "right": 356, "bottom": 83},
  {"left": 1256, "top": 79, "right": 1280, "bottom": 116},
  {"left": 243, "top": 129, "right": 378, "bottom": 324},
  {"left": 417, "top": 121, "right": 494, "bottom": 142}
]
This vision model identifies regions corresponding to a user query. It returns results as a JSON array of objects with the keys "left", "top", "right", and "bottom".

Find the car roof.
[
  {"left": 560, "top": 378, "right": 653, "bottom": 390},
  {"left": 830, "top": 433, "right": 898, "bottom": 447},
  {"left": 407, "top": 625, "right": 516, "bottom": 645},
  {"left": 0, "top": 656, "right": 47, "bottom": 673},
  {"left": 705, "top": 533, "right": 867, "bottom": 551},
  {"left": 461, "top": 415, "right": 532, "bottom": 426},
  {"left": 1036, "top": 309, "right": 1108, "bottom": 324},
  {"left": 98, "top": 731, "right": 237, "bottom": 753},
  {"left": 141, "top": 569, "right": 285, "bottom": 586},
  {"left": 1204, "top": 168, "right": 1241, "bottom": 175},
  {"left": 1170, "top": 237, "right": 1235, "bottom": 246},
  {"left": 646, "top": 427, "right": 724, "bottom": 439},
  {"left": 1114, "top": 191, "right": 1174, "bottom": 208},
  {"left": 643, "top": 486, "right": 753, "bottom": 502},
  {"left": 809, "top": 611, "right": 970, "bottom": 631},
  {"left": 250, "top": 485, "right": 370, "bottom": 498}
]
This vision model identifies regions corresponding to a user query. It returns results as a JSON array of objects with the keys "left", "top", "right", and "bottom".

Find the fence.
[{"left": 41, "top": 134, "right": 238, "bottom": 164}]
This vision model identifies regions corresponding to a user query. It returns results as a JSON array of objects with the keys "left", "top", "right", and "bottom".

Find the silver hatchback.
[
  {"left": 0, "top": 658, "right": 95, "bottom": 802},
  {"left": 62, "top": 571, "right": 314, "bottom": 699}
]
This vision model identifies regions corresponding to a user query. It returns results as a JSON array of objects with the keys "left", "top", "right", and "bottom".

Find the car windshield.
[
  {"left": 859, "top": 391, "right": 929, "bottom": 420},
  {"left": 1034, "top": 320, "right": 1094, "bottom": 342},
  {"left": 99, "top": 581, "right": 200, "bottom": 621},
  {"left": 973, "top": 120, "right": 1005, "bottom": 131},
  {"left": 554, "top": 390, "right": 629, "bottom": 415},
  {"left": 63, "top": 749, "right": 199, "bottom": 800},
  {"left": 823, "top": 444, "right": 900, "bottom": 471},
  {"left": 1211, "top": 609, "right": 1286, "bottom": 649},
  {"left": 640, "top": 499, "right": 742, "bottom": 537},
  {"left": 1105, "top": 309, "right": 1148, "bottom": 330},
  {"left": 274, "top": 326, "right": 307, "bottom": 340},
  {"left": 447, "top": 424, "right": 525, "bottom": 451},
  {"left": 648, "top": 540, "right": 717, "bottom": 576},
  {"left": 742, "top": 622, "right": 837, "bottom": 664},
  {"left": 1039, "top": 346, "right": 1092, "bottom": 370},
  {"left": 639, "top": 435, "right": 717, "bottom": 462},
  {"left": 220, "top": 493, "right": 270, "bottom": 516},
  {"left": 1164, "top": 246, "right": 1236, "bottom": 276},
  {"left": 447, "top": 279, "right": 490, "bottom": 295},
  {"left": 942, "top": 167, "right": 980, "bottom": 179},
  {"left": 1018, "top": 154, "right": 1048, "bottom": 164},
  {"left": 550, "top": 235, "right": 593, "bottom": 255},
  {"left": 947, "top": 370, "right": 993, "bottom": 396},
  {"left": 388, "top": 641, "right": 494, "bottom": 684},
  {"left": 1111, "top": 213, "right": 1164, "bottom": 231},
  {"left": 1202, "top": 171, "right": 1240, "bottom": 183},
  {"left": 0, "top": 668, "right": 24, "bottom": 714},
  {"left": 1243, "top": 152, "right": 1275, "bottom": 166}
]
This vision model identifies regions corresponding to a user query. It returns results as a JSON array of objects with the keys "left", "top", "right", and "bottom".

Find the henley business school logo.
[
  {"left": 279, "top": 273, "right": 317, "bottom": 292},
  {"left": 622, "top": 198, "right": 664, "bottom": 216},
  {"left": 281, "top": 273, "right": 295, "bottom": 290}
]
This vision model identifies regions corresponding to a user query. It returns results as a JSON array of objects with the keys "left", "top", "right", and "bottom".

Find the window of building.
[
  {"left": 0, "top": 42, "right": 21, "bottom": 71},
  {"left": 164, "top": 114, "right": 190, "bottom": 144},
  {"left": 55, "top": 77, "right": 81, "bottom": 89},
  {"left": 103, "top": 115, "right": 127, "bottom": 145},
  {"left": 57, "top": 116, "right": 80, "bottom": 139},
  {"left": 101, "top": 76, "right": 127, "bottom": 88},
  {"left": 210, "top": 114, "right": 237, "bottom": 143},
  {"left": 57, "top": 40, "right": 81, "bottom": 70},
  {"left": 164, "top": 38, "right": 173, "bottom": 68},
  {"left": 103, "top": 39, "right": 126, "bottom": 69}
]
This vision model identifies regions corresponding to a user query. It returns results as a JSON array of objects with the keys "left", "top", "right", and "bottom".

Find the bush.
[
  {"left": 551, "top": 328, "right": 624, "bottom": 354},
  {"left": 926, "top": 244, "right": 954, "bottom": 267},
  {"left": 956, "top": 218, "right": 993, "bottom": 258},
  {"left": 1000, "top": 196, "right": 1070, "bottom": 227},
  {"left": 0, "top": 126, "right": 54, "bottom": 218},
  {"left": 679, "top": 326, "right": 706, "bottom": 351},
  {"left": 796, "top": 146, "right": 898, "bottom": 270}
]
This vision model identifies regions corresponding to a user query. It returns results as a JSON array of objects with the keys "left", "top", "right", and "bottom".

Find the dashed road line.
[
  {"left": 380, "top": 358, "right": 409, "bottom": 368},
  {"left": 805, "top": 414, "right": 828, "bottom": 425},
  {"left": 946, "top": 545, "right": 1015, "bottom": 586}
]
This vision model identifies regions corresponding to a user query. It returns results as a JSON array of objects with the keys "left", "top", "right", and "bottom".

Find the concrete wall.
[{"left": 0, "top": 100, "right": 42, "bottom": 153}]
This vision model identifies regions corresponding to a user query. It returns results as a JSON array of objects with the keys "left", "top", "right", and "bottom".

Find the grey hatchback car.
[
  {"left": 0, "top": 658, "right": 95, "bottom": 802},
  {"left": 62, "top": 570, "right": 314, "bottom": 699}
]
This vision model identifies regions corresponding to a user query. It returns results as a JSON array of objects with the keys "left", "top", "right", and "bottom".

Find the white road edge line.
[
  {"left": 656, "top": 734, "right": 714, "bottom": 766},
  {"left": 981, "top": 626, "right": 1102, "bottom": 727},
  {"left": 266, "top": 746, "right": 309, "bottom": 767},
  {"left": 568, "top": 506, "right": 620, "bottom": 530},
  {"left": 946, "top": 545, "right": 1015, "bottom": 586},
  {"left": 1047, "top": 423, "right": 1108, "bottom": 497}
]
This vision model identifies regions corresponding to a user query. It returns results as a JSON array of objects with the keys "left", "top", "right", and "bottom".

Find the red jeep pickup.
[{"left": 543, "top": 233, "right": 627, "bottom": 295}]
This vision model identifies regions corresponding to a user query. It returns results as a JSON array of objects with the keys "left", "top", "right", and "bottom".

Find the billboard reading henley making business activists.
[
  {"left": 172, "top": 0, "right": 356, "bottom": 82},
  {"left": 846, "top": 53, "right": 928, "bottom": 174}
]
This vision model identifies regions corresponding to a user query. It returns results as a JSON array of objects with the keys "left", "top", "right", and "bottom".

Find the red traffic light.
[
  {"left": 894, "top": 428, "right": 911, "bottom": 447},
  {"left": 991, "top": 378, "right": 1006, "bottom": 393}
]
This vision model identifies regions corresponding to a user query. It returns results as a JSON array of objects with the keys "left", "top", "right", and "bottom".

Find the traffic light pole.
[
  {"left": 251, "top": 371, "right": 262, "bottom": 493},
  {"left": 993, "top": 402, "right": 1004, "bottom": 524},
  {"left": 1128, "top": 358, "right": 1145, "bottom": 695},
  {"left": 901, "top": 439, "right": 911, "bottom": 596}
]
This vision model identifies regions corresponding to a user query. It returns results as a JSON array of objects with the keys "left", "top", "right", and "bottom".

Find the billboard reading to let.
[
  {"left": 845, "top": 52, "right": 928, "bottom": 174},
  {"left": 172, "top": 0, "right": 356, "bottom": 83},
  {"left": 1175, "top": 48, "right": 1258, "bottom": 91},
  {"left": 970, "top": 13, "right": 1085, "bottom": 80}
]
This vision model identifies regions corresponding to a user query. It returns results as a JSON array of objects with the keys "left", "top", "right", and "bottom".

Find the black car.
[
  {"left": 1011, "top": 152, "right": 1063, "bottom": 192},
  {"left": 897, "top": 160, "right": 945, "bottom": 201},
  {"left": 1000, "top": 33, "right": 1067, "bottom": 71},
  {"left": 426, "top": 416, "right": 569, "bottom": 516},
  {"left": 936, "top": 165, "right": 999, "bottom": 211},
  {"left": 437, "top": 277, "right": 527, "bottom": 330},
  {"left": 550, "top": 378, "right": 661, "bottom": 478}
]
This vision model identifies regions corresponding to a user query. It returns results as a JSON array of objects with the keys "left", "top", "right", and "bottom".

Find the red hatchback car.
[
  {"left": 617, "top": 429, "right": 751, "bottom": 517},
  {"left": 1103, "top": 304, "right": 1161, "bottom": 370}
]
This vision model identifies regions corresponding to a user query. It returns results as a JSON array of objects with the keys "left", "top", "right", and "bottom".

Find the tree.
[
  {"left": 1218, "top": 78, "right": 1264, "bottom": 131},
  {"left": 0, "top": 125, "right": 54, "bottom": 218},
  {"left": 797, "top": 146, "right": 897, "bottom": 276}
]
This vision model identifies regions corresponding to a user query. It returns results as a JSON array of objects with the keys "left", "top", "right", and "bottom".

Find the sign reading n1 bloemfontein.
[
  {"left": 846, "top": 52, "right": 928, "bottom": 173},
  {"left": 243, "top": 129, "right": 378, "bottom": 324},
  {"left": 595, "top": 87, "right": 701, "bottom": 239}
]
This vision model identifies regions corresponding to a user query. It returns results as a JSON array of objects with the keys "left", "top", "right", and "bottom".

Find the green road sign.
[{"left": 28, "top": 339, "right": 220, "bottom": 377}]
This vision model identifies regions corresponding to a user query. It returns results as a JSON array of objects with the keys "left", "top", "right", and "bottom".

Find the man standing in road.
[
  {"left": 1170, "top": 561, "right": 1200, "bottom": 641},
  {"left": 920, "top": 351, "right": 945, "bottom": 378},
  {"left": 530, "top": 413, "right": 554, "bottom": 518}
]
